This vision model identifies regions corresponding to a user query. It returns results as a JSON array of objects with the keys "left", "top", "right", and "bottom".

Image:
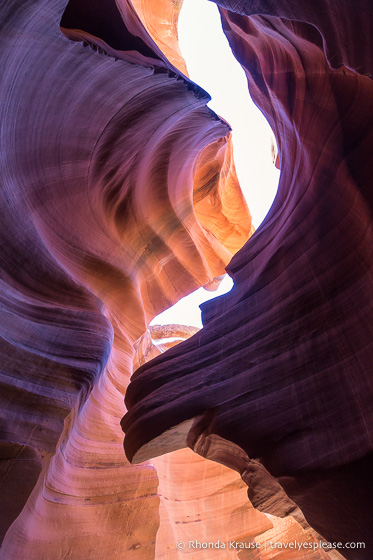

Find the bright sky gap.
[{"left": 151, "top": 0, "right": 279, "bottom": 329}]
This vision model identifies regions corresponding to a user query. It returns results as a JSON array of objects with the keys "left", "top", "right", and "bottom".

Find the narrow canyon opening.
[
  {"left": 3, "top": 0, "right": 372, "bottom": 556},
  {"left": 151, "top": 0, "right": 280, "bottom": 329}
]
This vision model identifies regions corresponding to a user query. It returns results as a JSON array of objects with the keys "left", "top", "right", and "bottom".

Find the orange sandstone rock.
[
  {"left": 0, "top": 0, "right": 252, "bottom": 558},
  {"left": 123, "top": 2, "right": 373, "bottom": 559}
]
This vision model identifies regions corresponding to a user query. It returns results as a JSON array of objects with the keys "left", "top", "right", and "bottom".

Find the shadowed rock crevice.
[
  {"left": 0, "top": 445, "right": 43, "bottom": 544},
  {"left": 61, "top": 0, "right": 159, "bottom": 59}
]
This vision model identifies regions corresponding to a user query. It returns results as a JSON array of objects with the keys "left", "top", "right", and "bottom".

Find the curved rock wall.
[
  {"left": 125, "top": 0, "right": 188, "bottom": 75},
  {"left": 0, "top": 0, "right": 252, "bottom": 557},
  {"left": 2, "top": 0, "right": 373, "bottom": 557},
  {"left": 123, "top": 1, "right": 373, "bottom": 558},
  {"left": 134, "top": 326, "right": 341, "bottom": 560}
]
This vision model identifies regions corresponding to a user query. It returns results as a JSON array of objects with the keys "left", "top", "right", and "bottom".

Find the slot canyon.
[{"left": 0, "top": 0, "right": 372, "bottom": 559}]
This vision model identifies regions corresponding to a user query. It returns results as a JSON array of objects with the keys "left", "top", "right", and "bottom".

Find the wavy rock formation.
[
  {"left": 123, "top": 1, "right": 373, "bottom": 559},
  {"left": 2, "top": 0, "right": 372, "bottom": 557},
  {"left": 133, "top": 327, "right": 342, "bottom": 560},
  {"left": 0, "top": 0, "right": 252, "bottom": 558},
  {"left": 124, "top": 0, "right": 188, "bottom": 75}
]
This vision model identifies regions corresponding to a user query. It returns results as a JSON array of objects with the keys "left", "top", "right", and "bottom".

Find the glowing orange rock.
[
  {"left": 123, "top": 2, "right": 373, "bottom": 559},
  {"left": 0, "top": 0, "right": 252, "bottom": 558}
]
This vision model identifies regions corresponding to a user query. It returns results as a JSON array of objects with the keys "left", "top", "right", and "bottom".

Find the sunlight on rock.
[
  {"left": 151, "top": 0, "right": 279, "bottom": 329},
  {"left": 178, "top": 0, "right": 280, "bottom": 229}
]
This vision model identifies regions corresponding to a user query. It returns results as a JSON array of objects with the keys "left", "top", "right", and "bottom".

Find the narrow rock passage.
[{"left": 151, "top": 0, "right": 280, "bottom": 329}]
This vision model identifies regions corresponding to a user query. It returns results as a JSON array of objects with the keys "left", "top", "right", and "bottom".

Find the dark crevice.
[{"left": 60, "top": 0, "right": 161, "bottom": 60}]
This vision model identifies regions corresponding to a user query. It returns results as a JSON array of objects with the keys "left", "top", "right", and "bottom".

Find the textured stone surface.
[
  {"left": 0, "top": 0, "right": 251, "bottom": 557},
  {"left": 2, "top": 0, "right": 372, "bottom": 557},
  {"left": 123, "top": 1, "right": 373, "bottom": 558},
  {"left": 124, "top": 0, "right": 189, "bottom": 75},
  {"left": 133, "top": 327, "right": 340, "bottom": 560}
]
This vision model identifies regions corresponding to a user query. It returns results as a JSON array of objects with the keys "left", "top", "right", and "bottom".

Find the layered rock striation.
[
  {"left": 0, "top": 0, "right": 252, "bottom": 557},
  {"left": 2, "top": 0, "right": 373, "bottom": 557},
  {"left": 132, "top": 326, "right": 343, "bottom": 560},
  {"left": 123, "top": 1, "right": 373, "bottom": 558}
]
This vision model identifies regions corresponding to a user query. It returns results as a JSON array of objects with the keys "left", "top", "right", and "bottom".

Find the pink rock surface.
[
  {"left": 123, "top": 1, "right": 373, "bottom": 558},
  {"left": 0, "top": 0, "right": 251, "bottom": 557},
  {"left": 133, "top": 327, "right": 338, "bottom": 560},
  {"left": 2, "top": 0, "right": 372, "bottom": 557}
]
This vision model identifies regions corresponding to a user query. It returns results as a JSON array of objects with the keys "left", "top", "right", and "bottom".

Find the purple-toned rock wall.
[
  {"left": 1, "top": 0, "right": 372, "bottom": 557},
  {"left": 123, "top": 2, "right": 373, "bottom": 558},
  {"left": 0, "top": 0, "right": 251, "bottom": 557}
]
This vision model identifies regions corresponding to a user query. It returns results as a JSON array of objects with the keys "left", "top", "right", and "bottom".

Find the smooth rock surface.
[
  {"left": 123, "top": 1, "right": 373, "bottom": 558},
  {"left": 132, "top": 327, "right": 338, "bottom": 560},
  {"left": 2, "top": 0, "right": 372, "bottom": 557},
  {"left": 0, "top": 0, "right": 251, "bottom": 557}
]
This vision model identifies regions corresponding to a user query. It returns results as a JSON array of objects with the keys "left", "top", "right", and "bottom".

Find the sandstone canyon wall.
[
  {"left": 123, "top": 1, "right": 373, "bottom": 559},
  {"left": 0, "top": 0, "right": 252, "bottom": 557},
  {"left": 1, "top": 0, "right": 372, "bottom": 559}
]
